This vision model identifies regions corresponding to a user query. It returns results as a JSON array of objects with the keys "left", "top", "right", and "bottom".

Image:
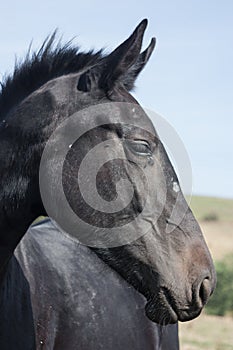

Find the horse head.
[{"left": 0, "top": 19, "right": 216, "bottom": 325}]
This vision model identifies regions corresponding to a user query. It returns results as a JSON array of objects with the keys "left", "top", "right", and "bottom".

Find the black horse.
[{"left": 0, "top": 19, "right": 216, "bottom": 349}]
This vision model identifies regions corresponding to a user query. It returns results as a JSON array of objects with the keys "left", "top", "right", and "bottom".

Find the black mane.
[{"left": 0, "top": 32, "right": 103, "bottom": 120}]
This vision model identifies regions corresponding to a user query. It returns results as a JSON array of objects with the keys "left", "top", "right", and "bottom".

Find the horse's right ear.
[
  {"left": 77, "top": 20, "right": 155, "bottom": 94},
  {"left": 122, "top": 37, "right": 156, "bottom": 91},
  {"left": 98, "top": 19, "right": 148, "bottom": 93}
]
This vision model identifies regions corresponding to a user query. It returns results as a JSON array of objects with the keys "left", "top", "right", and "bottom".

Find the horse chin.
[{"left": 145, "top": 299, "right": 178, "bottom": 325}]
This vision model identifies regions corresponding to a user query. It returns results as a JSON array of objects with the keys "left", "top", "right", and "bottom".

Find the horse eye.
[{"left": 125, "top": 140, "right": 152, "bottom": 156}]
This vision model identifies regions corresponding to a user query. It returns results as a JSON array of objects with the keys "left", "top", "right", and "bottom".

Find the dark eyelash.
[{"left": 125, "top": 139, "right": 152, "bottom": 155}]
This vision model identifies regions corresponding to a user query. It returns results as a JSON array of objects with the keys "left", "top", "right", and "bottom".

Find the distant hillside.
[
  {"left": 188, "top": 196, "right": 233, "bottom": 261},
  {"left": 190, "top": 196, "right": 233, "bottom": 222},
  {"left": 180, "top": 197, "right": 233, "bottom": 350}
]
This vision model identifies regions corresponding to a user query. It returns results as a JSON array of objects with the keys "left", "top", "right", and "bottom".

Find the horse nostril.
[{"left": 198, "top": 277, "right": 212, "bottom": 306}]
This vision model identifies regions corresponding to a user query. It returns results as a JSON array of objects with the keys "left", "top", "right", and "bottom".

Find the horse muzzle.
[{"left": 144, "top": 272, "right": 216, "bottom": 325}]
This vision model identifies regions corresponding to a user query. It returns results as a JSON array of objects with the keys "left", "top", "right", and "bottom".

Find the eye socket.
[{"left": 125, "top": 139, "right": 152, "bottom": 156}]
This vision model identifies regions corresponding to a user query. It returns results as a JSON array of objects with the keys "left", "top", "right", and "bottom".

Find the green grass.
[
  {"left": 189, "top": 196, "right": 233, "bottom": 222},
  {"left": 179, "top": 314, "right": 233, "bottom": 350},
  {"left": 180, "top": 195, "right": 233, "bottom": 349}
]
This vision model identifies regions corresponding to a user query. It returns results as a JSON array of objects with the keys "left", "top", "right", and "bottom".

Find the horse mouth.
[
  {"left": 145, "top": 288, "right": 203, "bottom": 325},
  {"left": 145, "top": 288, "right": 183, "bottom": 326},
  {"left": 145, "top": 289, "right": 178, "bottom": 325}
]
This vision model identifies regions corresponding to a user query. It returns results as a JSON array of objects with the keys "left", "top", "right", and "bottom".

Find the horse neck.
[
  {"left": 0, "top": 98, "right": 50, "bottom": 271},
  {"left": 0, "top": 169, "right": 43, "bottom": 273},
  {"left": 0, "top": 74, "right": 80, "bottom": 271}
]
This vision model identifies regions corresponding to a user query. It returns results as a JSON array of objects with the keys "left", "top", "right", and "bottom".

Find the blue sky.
[{"left": 1, "top": 0, "right": 233, "bottom": 198}]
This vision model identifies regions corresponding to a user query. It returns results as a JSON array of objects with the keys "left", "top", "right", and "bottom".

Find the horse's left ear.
[{"left": 99, "top": 19, "right": 154, "bottom": 92}]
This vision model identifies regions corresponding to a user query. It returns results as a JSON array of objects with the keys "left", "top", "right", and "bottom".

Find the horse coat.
[{"left": 0, "top": 219, "right": 179, "bottom": 349}]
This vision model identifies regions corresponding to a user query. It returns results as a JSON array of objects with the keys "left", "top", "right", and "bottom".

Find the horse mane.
[{"left": 0, "top": 31, "right": 103, "bottom": 120}]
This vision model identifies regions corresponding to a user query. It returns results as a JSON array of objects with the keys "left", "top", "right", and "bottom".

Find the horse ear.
[
  {"left": 122, "top": 37, "right": 156, "bottom": 91},
  {"left": 77, "top": 67, "right": 101, "bottom": 92},
  {"left": 77, "top": 70, "right": 92, "bottom": 92},
  {"left": 99, "top": 19, "right": 148, "bottom": 92}
]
